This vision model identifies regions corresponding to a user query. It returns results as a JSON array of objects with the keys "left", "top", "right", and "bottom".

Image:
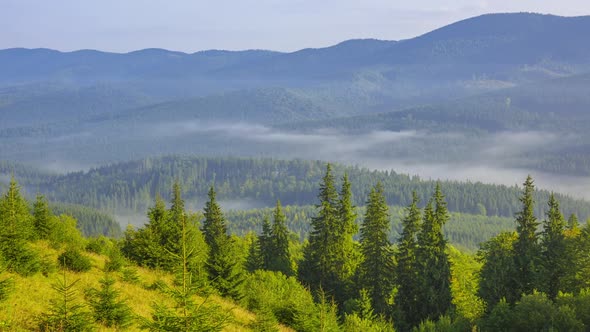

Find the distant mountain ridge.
[{"left": 2, "top": 13, "right": 589, "bottom": 84}]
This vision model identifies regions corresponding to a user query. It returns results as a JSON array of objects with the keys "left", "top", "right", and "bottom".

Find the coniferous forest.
[{"left": 2, "top": 165, "right": 590, "bottom": 331}]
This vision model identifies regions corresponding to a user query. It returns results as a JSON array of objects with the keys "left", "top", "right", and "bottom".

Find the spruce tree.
[
  {"left": 567, "top": 214, "right": 579, "bottom": 231},
  {"left": 299, "top": 166, "right": 358, "bottom": 304},
  {"left": 0, "top": 177, "right": 34, "bottom": 240},
  {"left": 0, "top": 178, "right": 40, "bottom": 276},
  {"left": 358, "top": 183, "right": 394, "bottom": 315},
  {"left": 259, "top": 216, "right": 273, "bottom": 270},
  {"left": 85, "top": 274, "right": 133, "bottom": 328},
  {"left": 38, "top": 268, "right": 94, "bottom": 331},
  {"left": 395, "top": 191, "right": 422, "bottom": 329},
  {"left": 332, "top": 174, "right": 359, "bottom": 304},
  {"left": 299, "top": 164, "right": 338, "bottom": 294},
  {"left": 143, "top": 201, "right": 229, "bottom": 331},
  {"left": 202, "top": 186, "right": 244, "bottom": 300},
  {"left": 477, "top": 232, "right": 518, "bottom": 309},
  {"left": 416, "top": 184, "right": 452, "bottom": 322},
  {"left": 512, "top": 175, "right": 540, "bottom": 300},
  {"left": 33, "top": 194, "right": 53, "bottom": 240},
  {"left": 540, "top": 194, "right": 567, "bottom": 300},
  {"left": 268, "top": 200, "right": 292, "bottom": 276}
]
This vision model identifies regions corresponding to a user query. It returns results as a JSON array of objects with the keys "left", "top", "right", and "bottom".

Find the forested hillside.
[
  {"left": 1, "top": 166, "right": 590, "bottom": 331},
  {"left": 4, "top": 156, "right": 588, "bottom": 219}
]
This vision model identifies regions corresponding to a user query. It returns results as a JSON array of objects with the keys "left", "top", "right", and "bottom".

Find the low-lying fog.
[{"left": 3, "top": 120, "right": 589, "bottom": 200}]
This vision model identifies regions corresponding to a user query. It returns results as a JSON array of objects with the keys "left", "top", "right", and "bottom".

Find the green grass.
[{"left": 0, "top": 241, "right": 293, "bottom": 331}]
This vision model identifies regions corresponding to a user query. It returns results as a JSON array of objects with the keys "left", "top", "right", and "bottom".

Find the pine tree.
[
  {"left": 540, "top": 194, "right": 567, "bottom": 300},
  {"left": 38, "top": 267, "right": 94, "bottom": 331},
  {"left": 512, "top": 175, "right": 540, "bottom": 300},
  {"left": 358, "top": 183, "right": 394, "bottom": 315},
  {"left": 299, "top": 164, "right": 338, "bottom": 294},
  {"left": 416, "top": 184, "right": 453, "bottom": 321},
  {"left": 395, "top": 191, "right": 422, "bottom": 329},
  {"left": 267, "top": 200, "right": 292, "bottom": 276},
  {"left": 202, "top": 186, "right": 244, "bottom": 300},
  {"left": 85, "top": 274, "right": 133, "bottom": 328},
  {"left": 33, "top": 194, "right": 54, "bottom": 240}
]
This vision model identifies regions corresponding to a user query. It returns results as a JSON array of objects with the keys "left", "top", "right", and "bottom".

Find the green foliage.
[
  {"left": 395, "top": 191, "right": 422, "bottom": 328},
  {"left": 142, "top": 199, "right": 230, "bottom": 332},
  {"left": 510, "top": 292, "right": 582, "bottom": 332},
  {"left": 38, "top": 269, "right": 94, "bottom": 332},
  {"left": 557, "top": 289, "right": 590, "bottom": 328},
  {"left": 242, "top": 270, "right": 318, "bottom": 330},
  {"left": 448, "top": 247, "right": 485, "bottom": 324},
  {"left": 202, "top": 186, "right": 244, "bottom": 300},
  {"left": 477, "top": 232, "right": 518, "bottom": 309},
  {"left": 33, "top": 194, "right": 54, "bottom": 240},
  {"left": 512, "top": 176, "right": 540, "bottom": 300},
  {"left": 85, "top": 236, "right": 114, "bottom": 255},
  {"left": 358, "top": 183, "right": 395, "bottom": 316},
  {"left": 120, "top": 267, "right": 141, "bottom": 285},
  {"left": 0, "top": 177, "right": 34, "bottom": 241},
  {"left": 48, "top": 214, "right": 87, "bottom": 250},
  {"left": 50, "top": 203, "right": 122, "bottom": 238},
  {"left": 13, "top": 156, "right": 590, "bottom": 222},
  {"left": 0, "top": 238, "right": 41, "bottom": 276},
  {"left": 342, "top": 313, "right": 395, "bottom": 332},
  {"left": 266, "top": 200, "right": 293, "bottom": 276},
  {"left": 122, "top": 189, "right": 208, "bottom": 276},
  {"left": 294, "top": 289, "right": 341, "bottom": 332},
  {"left": 58, "top": 248, "right": 92, "bottom": 273},
  {"left": 539, "top": 194, "right": 568, "bottom": 300},
  {"left": 479, "top": 298, "right": 513, "bottom": 332},
  {"left": 248, "top": 308, "right": 280, "bottom": 332},
  {"left": 415, "top": 184, "right": 453, "bottom": 321},
  {"left": 85, "top": 274, "right": 133, "bottom": 328},
  {"left": 300, "top": 166, "right": 360, "bottom": 305},
  {"left": 104, "top": 246, "right": 125, "bottom": 272},
  {"left": 0, "top": 263, "right": 13, "bottom": 302}
]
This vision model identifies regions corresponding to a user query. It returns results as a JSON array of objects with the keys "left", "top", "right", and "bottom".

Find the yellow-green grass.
[{"left": 0, "top": 242, "right": 293, "bottom": 331}]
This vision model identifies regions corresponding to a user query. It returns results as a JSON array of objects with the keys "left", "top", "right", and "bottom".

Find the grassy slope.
[{"left": 0, "top": 242, "right": 292, "bottom": 332}]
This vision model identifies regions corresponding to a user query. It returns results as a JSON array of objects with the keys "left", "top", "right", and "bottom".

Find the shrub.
[
  {"left": 58, "top": 249, "right": 92, "bottom": 272},
  {"left": 86, "top": 236, "right": 113, "bottom": 255}
]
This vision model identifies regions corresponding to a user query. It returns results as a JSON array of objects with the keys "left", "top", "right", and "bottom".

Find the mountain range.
[{"left": 2, "top": 12, "right": 590, "bottom": 185}]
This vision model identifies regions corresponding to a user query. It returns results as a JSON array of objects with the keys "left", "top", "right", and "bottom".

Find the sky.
[{"left": 2, "top": 0, "right": 590, "bottom": 53}]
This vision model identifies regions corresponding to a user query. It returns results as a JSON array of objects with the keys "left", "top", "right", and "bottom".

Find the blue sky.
[{"left": 2, "top": 0, "right": 589, "bottom": 52}]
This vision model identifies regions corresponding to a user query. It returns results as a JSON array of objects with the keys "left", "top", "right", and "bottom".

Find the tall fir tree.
[
  {"left": 299, "top": 164, "right": 339, "bottom": 295},
  {"left": 512, "top": 175, "right": 540, "bottom": 300},
  {"left": 395, "top": 191, "right": 422, "bottom": 329},
  {"left": 416, "top": 184, "right": 453, "bottom": 322},
  {"left": 267, "top": 200, "right": 292, "bottom": 276},
  {"left": 202, "top": 186, "right": 244, "bottom": 300},
  {"left": 33, "top": 194, "right": 53, "bottom": 240},
  {"left": 246, "top": 216, "right": 271, "bottom": 272},
  {"left": 540, "top": 194, "right": 567, "bottom": 300},
  {"left": 358, "top": 183, "right": 395, "bottom": 315},
  {"left": 332, "top": 174, "right": 359, "bottom": 304}
]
